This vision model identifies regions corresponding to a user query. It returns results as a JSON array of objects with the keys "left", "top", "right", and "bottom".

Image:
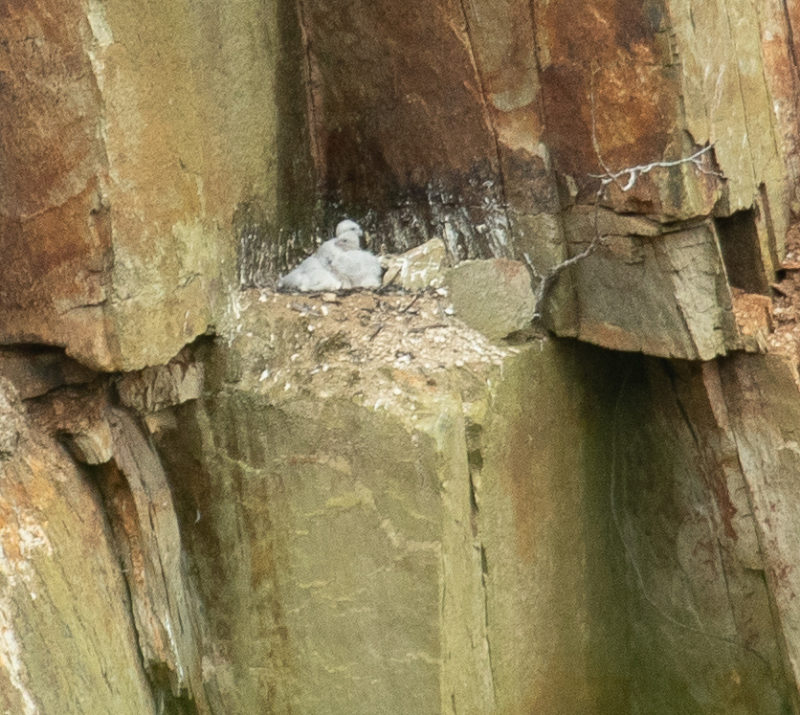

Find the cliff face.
[{"left": 4, "top": 0, "right": 800, "bottom": 713}]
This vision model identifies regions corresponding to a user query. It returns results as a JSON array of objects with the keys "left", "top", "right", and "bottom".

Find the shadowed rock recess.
[{"left": 6, "top": 0, "right": 800, "bottom": 713}]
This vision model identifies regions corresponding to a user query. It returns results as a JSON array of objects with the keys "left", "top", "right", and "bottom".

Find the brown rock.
[
  {"left": 0, "top": 1, "right": 278, "bottom": 371},
  {"left": 60, "top": 419, "right": 114, "bottom": 465},
  {"left": 116, "top": 351, "right": 204, "bottom": 414},
  {"left": 0, "top": 347, "right": 95, "bottom": 400},
  {"left": 0, "top": 392, "right": 158, "bottom": 713}
]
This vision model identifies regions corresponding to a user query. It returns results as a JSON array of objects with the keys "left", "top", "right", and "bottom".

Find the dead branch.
[{"left": 529, "top": 141, "right": 721, "bottom": 322}]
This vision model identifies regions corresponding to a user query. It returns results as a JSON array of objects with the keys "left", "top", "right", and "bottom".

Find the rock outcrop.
[
  {"left": 6, "top": 0, "right": 800, "bottom": 713},
  {"left": 0, "top": 1, "right": 278, "bottom": 370}
]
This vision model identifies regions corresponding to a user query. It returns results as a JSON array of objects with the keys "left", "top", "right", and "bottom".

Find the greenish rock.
[
  {"left": 148, "top": 293, "right": 658, "bottom": 712},
  {"left": 670, "top": 0, "right": 790, "bottom": 266},
  {"left": 382, "top": 239, "right": 450, "bottom": 291},
  {"left": 557, "top": 213, "right": 741, "bottom": 360},
  {"left": 445, "top": 259, "right": 536, "bottom": 340},
  {"left": 155, "top": 292, "right": 795, "bottom": 713}
]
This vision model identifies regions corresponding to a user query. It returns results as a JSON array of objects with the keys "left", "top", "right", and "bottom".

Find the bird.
[
  {"left": 328, "top": 244, "right": 383, "bottom": 289},
  {"left": 315, "top": 220, "right": 363, "bottom": 263},
  {"left": 276, "top": 254, "right": 342, "bottom": 292},
  {"left": 335, "top": 219, "right": 363, "bottom": 240},
  {"left": 277, "top": 219, "right": 382, "bottom": 292}
]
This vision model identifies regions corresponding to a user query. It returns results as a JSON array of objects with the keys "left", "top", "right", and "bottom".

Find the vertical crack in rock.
[
  {"left": 780, "top": 0, "right": 800, "bottom": 114},
  {"left": 746, "top": 5, "right": 788, "bottom": 169},
  {"left": 666, "top": 361, "right": 799, "bottom": 691},
  {"left": 478, "top": 542, "right": 497, "bottom": 705},
  {"left": 716, "top": 378, "right": 800, "bottom": 707},
  {"left": 96, "top": 407, "right": 207, "bottom": 713},
  {"left": 719, "top": 0, "right": 764, "bottom": 189},
  {"left": 455, "top": 0, "right": 513, "bottom": 257},
  {"left": 725, "top": 428, "right": 799, "bottom": 693},
  {"left": 464, "top": 416, "right": 497, "bottom": 706},
  {"left": 525, "top": 0, "right": 545, "bottom": 111},
  {"left": 295, "top": 0, "right": 323, "bottom": 189}
]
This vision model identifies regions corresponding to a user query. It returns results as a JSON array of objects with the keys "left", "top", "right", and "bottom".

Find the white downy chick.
[
  {"left": 277, "top": 254, "right": 342, "bottom": 292},
  {"left": 276, "top": 219, "right": 381, "bottom": 291},
  {"left": 316, "top": 220, "right": 362, "bottom": 264},
  {"left": 335, "top": 219, "right": 364, "bottom": 240},
  {"left": 327, "top": 231, "right": 383, "bottom": 289}
]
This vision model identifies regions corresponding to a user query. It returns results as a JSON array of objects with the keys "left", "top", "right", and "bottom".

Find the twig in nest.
[
  {"left": 409, "top": 323, "right": 448, "bottom": 333},
  {"left": 399, "top": 294, "right": 421, "bottom": 314},
  {"left": 369, "top": 324, "right": 384, "bottom": 341}
]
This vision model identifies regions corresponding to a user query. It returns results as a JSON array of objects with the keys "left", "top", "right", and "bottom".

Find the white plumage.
[
  {"left": 335, "top": 219, "right": 363, "bottom": 239},
  {"left": 276, "top": 255, "right": 342, "bottom": 292},
  {"left": 328, "top": 245, "right": 383, "bottom": 289},
  {"left": 277, "top": 220, "right": 382, "bottom": 292}
]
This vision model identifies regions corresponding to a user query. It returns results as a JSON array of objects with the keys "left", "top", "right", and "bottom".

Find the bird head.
[
  {"left": 335, "top": 219, "right": 363, "bottom": 239},
  {"left": 335, "top": 230, "right": 362, "bottom": 251}
]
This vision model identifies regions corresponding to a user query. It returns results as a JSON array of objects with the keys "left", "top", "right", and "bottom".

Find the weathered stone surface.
[
  {"left": 717, "top": 354, "right": 800, "bottom": 705},
  {"left": 610, "top": 357, "right": 794, "bottom": 714},
  {"left": 282, "top": 0, "right": 798, "bottom": 365},
  {"left": 292, "top": 0, "right": 567, "bottom": 266},
  {"left": 0, "top": 1, "right": 279, "bottom": 370},
  {"left": 144, "top": 293, "right": 634, "bottom": 713},
  {"left": 732, "top": 290, "right": 775, "bottom": 353},
  {"left": 14, "top": 382, "right": 211, "bottom": 711},
  {"left": 670, "top": 0, "right": 789, "bottom": 260},
  {"left": 0, "top": 378, "right": 23, "bottom": 459},
  {"left": 5, "top": 0, "right": 796, "bottom": 370},
  {"left": 98, "top": 408, "right": 207, "bottom": 709},
  {"left": 0, "top": 381, "right": 157, "bottom": 713},
  {"left": 759, "top": 2, "right": 800, "bottom": 214},
  {"left": 6, "top": 287, "right": 799, "bottom": 713},
  {"left": 445, "top": 259, "right": 536, "bottom": 340},
  {"left": 381, "top": 238, "right": 449, "bottom": 291},
  {"left": 26, "top": 381, "right": 115, "bottom": 466},
  {"left": 557, "top": 210, "right": 741, "bottom": 359},
  {"left": 151, "top": 291, "right": 799, "bottom": 713},
  {"left": 116, "top": 348, "right": 204, "bottom": 414},
  {"left": 468, "top": 342, "right": 629, "bottom": 713},
  {"left": 60, "top": 417, "right": 113, "bottom": 465},
  {"left": 7, "top": 2, "right": 800, "bottom": 713},
  {"left": 0, "top": 347, "right": 95, "bottom": 400}
]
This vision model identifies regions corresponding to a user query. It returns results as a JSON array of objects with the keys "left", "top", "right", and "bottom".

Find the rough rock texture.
[
  {"left": 0, "top": 348, "right": 95, "bottom": 400},
  {"left": 381, "top": 238, "right": 450, "bottom": 291},
  {"left": 2, "top": 375, "right": 213, "bottom": 712},
  {"left": 445, "top": 258, "right": 536, "bottom": 341},
  {"left": 561, "top": 210, "right": 741, "bottom": 359},
  {"left": 149, "top": 292, "right": 630, "bottom": 713},
  {"left": 116, "top": 348, "right": 204, "bottom": 414},
  {"left": 150, "top": 293, "right": 795, "bottom": 713},
  {"left": 7, "top": 0, "right": 800, "bottom": 713},
  {"left": 719, "top": 355, "right": 800, "bottom": 701},
  {"left": 0, "top": 1, "right": 278, "bottom": 370},
  {"left": 612, "top": 357, "right": 796, "bottom": 713},
  {"left": 0, "top": 380, "right": 157, "bottom": 714},
  {"left": 5, "top": 0, "right": 799, "bottom": 365},
  {"left": 280, "top": 0, "right": 796, "bottom": 359}
]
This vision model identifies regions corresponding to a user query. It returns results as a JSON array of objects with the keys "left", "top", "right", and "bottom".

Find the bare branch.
[
  {"left": 588, "top": 144, "right": 718, "bottom": 191},
  {"left": 529, "top": 142, "right": 722, "bottom": 322},
  {"left": 528, "top": 76, "right": 725, "bottom": 324}
]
